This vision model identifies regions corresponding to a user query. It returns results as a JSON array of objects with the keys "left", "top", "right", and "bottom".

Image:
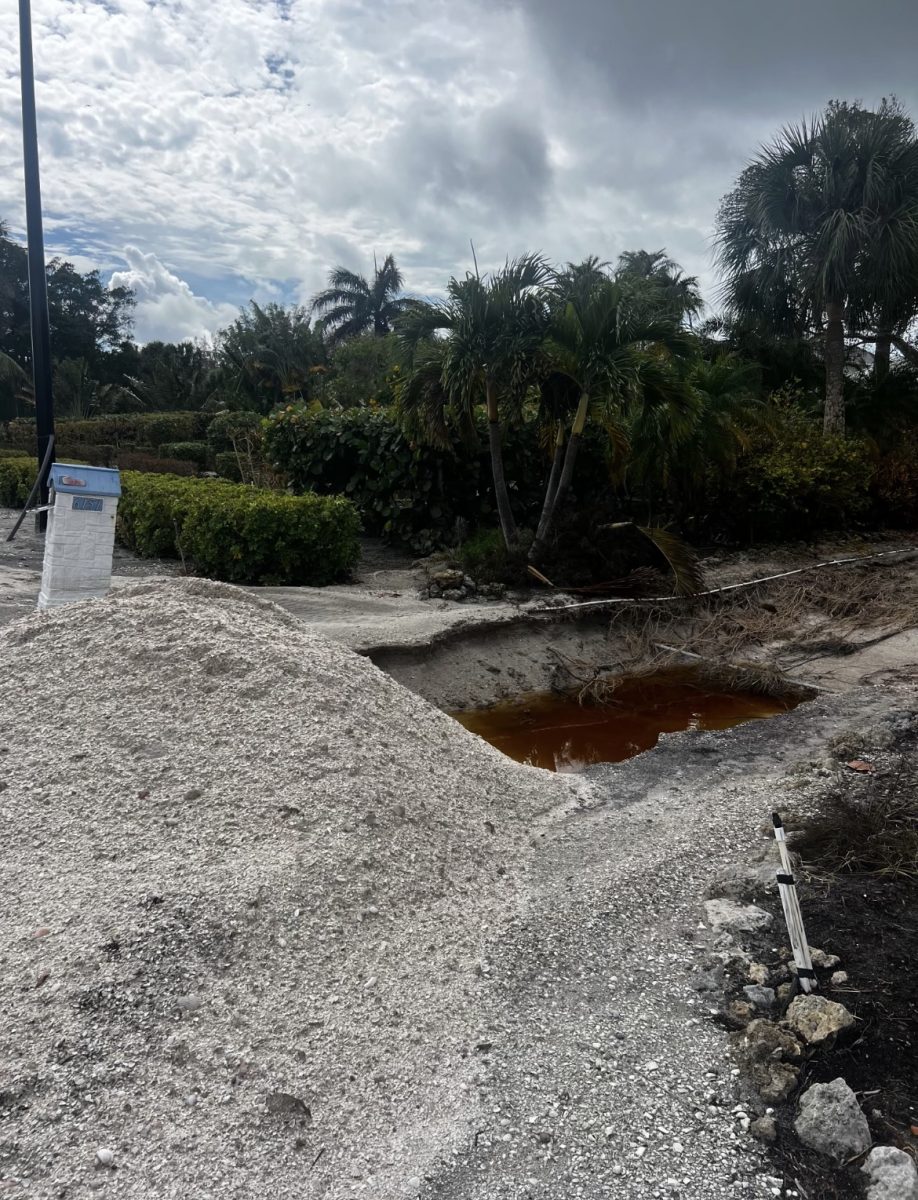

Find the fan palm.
[
  {"left": 400, "top": 254, "right": 551, "bottom": 547},
  {"left": 615, "top": 249, "right": 704, "bottom": 327},
  {"left": 312, "top": 254, "right": 415, "bottom": 345},
  {"left": 527, "top": 270, "right": 693, "bottom": 563},
  {"left": 716, "top": 99, "right": 918, "bottom": 434}
]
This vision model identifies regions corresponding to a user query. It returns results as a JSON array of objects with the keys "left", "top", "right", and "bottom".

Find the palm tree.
[
  {"left": 400, "top": 254, "right": 551, "bottom": 548},
  {"left": 615, "top": 249, "right": 704, "bottom": 327},
  {"left": 312, "top": 254, "right": 415, "bottom": 345},
  {"left": 528, "top": 268, "right": 693, "bottom": 563},
  {"left": 716, "top": 99, "right": 918, "bottom": 434}
]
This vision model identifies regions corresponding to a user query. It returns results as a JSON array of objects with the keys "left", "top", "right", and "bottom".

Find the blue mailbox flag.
[{"left": 49, "top": 463, "right": 122, "bottom": 498}]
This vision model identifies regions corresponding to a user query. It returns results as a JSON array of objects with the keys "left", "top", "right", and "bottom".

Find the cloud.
[
  {"left": 1, "top": 0, "right": 917, "bottom": 339},
  {"left": 109, "top": 247, "right": 239, "bottom": 343}
]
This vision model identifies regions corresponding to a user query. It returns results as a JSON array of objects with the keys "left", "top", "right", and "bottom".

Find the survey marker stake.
[{"left": 772, "top": 812, "right": 817, "bottom": 994}]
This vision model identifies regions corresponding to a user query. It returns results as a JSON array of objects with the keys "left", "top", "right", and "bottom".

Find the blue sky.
[{"left": 2, "top": 0, "right": 917, "bottom": 344}]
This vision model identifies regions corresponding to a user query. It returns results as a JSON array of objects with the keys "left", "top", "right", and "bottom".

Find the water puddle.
[{"left": 452, "top": 669, "right": 800, "bottom": 772}]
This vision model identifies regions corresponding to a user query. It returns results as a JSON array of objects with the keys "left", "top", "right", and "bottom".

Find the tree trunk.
[
  {"left": 874, "top": 330, "right": 891, "bottom": 383},
  {"left": 823, "top": 300, "right": 846, "bottom": 436},
  {"left": 528, "top": 423, "right": 566, "bottom": 563},
  {"left": 485, "top": 380, "right": 518, "bottom": 549},
  {"left": 528, "top": 391, "right": 589, "bottom": 563}
]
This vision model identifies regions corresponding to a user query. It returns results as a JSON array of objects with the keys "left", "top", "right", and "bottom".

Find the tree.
[
  {"left": 400, "top": 255, "right": 552, "bottom": 548},
  {"left": 312, "top": 255, "right": 415, "bottom": 345},
  {"left": 317, "top": 333, "right": 400, "bottom": 409},
  {"left": 127, "top": 340, "right": 217, "bottom": 411},
  {"left": 716, "top": 99, "right": 918, "bottom": 434},
  {"left": 528, "top": 268, "right": 693, "bottom": 561},
  {"left": 213, "top": 302, "right": 325, "bottom": 413},
  {"left": 615, "top": 249, "right": 704, "bottom": 327}
]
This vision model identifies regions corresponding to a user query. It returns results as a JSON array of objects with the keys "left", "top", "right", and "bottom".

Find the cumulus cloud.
[
  {"left": 1, "top": 0, "right": 917, "bottom": 340},
  {"left": 109, "top": 247, "right": 239, "bottom": 343}
]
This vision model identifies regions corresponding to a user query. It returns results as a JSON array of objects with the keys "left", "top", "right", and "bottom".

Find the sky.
[{"left": 2, "top": 0, "right": 917, "bottom": 344}]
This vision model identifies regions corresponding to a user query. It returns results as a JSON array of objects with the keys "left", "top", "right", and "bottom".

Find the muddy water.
[{"left": 452, "top": 671, "right": 798, "bottom": 773}]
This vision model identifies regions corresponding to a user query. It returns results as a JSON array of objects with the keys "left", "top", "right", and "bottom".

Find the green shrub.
[
  {"left": 56, "top": 443, "right": 116, "bottom": 466},
  {"left": 0, "top": 446, "right": 33, "bottom": 459},
  {"left": 728, "top": 406, "right": 874, "bottom": 538},
  {"left": 458, "top": 527, "right": 530, "bottom": 585},
  {"left": 161, "top": 441, "right": 209, "bottom": 466},
  {"left": 119, "top": 472, "right": 360, "bottom": 584},
  {"left": 0, "top": 457, "right": 36, "bottom": 507},
  {"left": 264, "top": 406, "right": 613, "bottom": 553},
  {"left": 214, "top": 450, "right": 243, "bottom": 481},
  {"left": 207, "top": 410, "right": 264, "bottom": 452},
  {"left": 5, "top": 411, "right": 211, "bottom": 451},
  {"left": 873, "top": 431, "right": 918, "bottom": 527},
  {"left": 115, "top": 451, "right": 197, "bottom": 476}
]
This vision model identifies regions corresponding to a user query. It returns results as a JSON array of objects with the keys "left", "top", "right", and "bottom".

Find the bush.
[
  {"left": 727, "top": 405, "right": 874, "bottom": 538},
  {"left": 56, "top": 443, "right": 116, "bottom": 466},
  {"left": 873, "top": 431, "right": 918, "bottom": 527},
  {"left": 0, "top": 457, "right": 36, "bottom": 507},
  {"left": 264, "top": 406, "right": 613, "bottom": 553},
  {"left": 214, "top": 451, "right": 242, "bottom": 481},
  {"left": 457, "top": 527, "right": 531, "bottom": 585},
  {"left": 161, "top": 441, "right": 209, "bottom": 466},
  {"left": 118, "top": 472, "right": 360, "bottom": 584},
  {"left": 115, "top": 451, "right": 197, "bottom": 476},
  {"left": 207, "top": 410, "right": 264, "bottom": 452},
  {"left": 4, "top": 411, "right": 212, "bottom": 451}
]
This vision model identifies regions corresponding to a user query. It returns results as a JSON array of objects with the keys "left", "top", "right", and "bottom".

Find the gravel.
[
  {"left": 1, "top": 576, "right": 913, "bottom": 1199},
  {"left": 0, "top": 578, "right": 573, "bottom": 1198}
]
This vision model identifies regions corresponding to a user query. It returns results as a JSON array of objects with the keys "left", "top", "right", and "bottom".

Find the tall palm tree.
[
  {"left": 312, "top": 254, "right": 415, "bottom": 345},
  {"left": 716, "top": 99, "right": 918, "bottom": 434},
  {"left": 528, "top": 269, "right": 693, "bottom": 563},
  {"left": 400, "top": 254, "right": 551, "bottom": 547}
]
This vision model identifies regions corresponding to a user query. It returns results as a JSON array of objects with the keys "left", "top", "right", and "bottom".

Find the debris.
[
  {"left": 830, "top": 970, "right": 849, "bottom": 987},
  {"left": 846, "top": 759, "right": 875, "bottom": 773},
  {"left": 750, "top": 1116, "right": 777, "bottom": 1143},
  {"left": 793, "top": 1077, "right": 871, "bottom": 1163},
  {"left": 784, "top": 994, "right": 855, "bottom": 1046},
  {"left": 703, "top": 898, "right": 773, "bottom": 934}
]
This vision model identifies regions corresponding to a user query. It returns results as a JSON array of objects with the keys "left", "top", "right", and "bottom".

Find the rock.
[
  {"left": 831, "top": 970, "right": 850, "bottom": 987},
  {"left": 750, "top": 1116, "right": 778, "bottom": 1143},
  {"left": 265, "top": 1091, "right": 311, "bottom": 1118},
  {"left": 743, "top": 985, "right": 776, "bottom": 1011},
  {"left": 95, "top": 1148, "right": 115, "bottom": 1168},
  {"left": 784, "top": 994, "right": 855, "bottom": 1046},
  {"left": 810, "top": 948, "right": 842, "bottom": 970},
  {"left": 183, "top": 788, "right": 202, "bottom": 802},
  {"left": 733, "top": 1019, "right": 803, "bottom": 1103},
  {"left": 747, "top": 962, "right": 770, "bottom": 985},
  {"left": 705, "top": 862, "right": 779, "bottom": 903},
  {"left": 861, "top": 1146, "right": 918, "bottom": 1200},
  {"left": 794, "top": 1077, "right": 871, "bottom": 1163},
  {"left": 776, "top": 981, "right": 796, "bottom": 1008},
  {"left": 441, "top": 589, "right": 464, "bottom": 602},
  {"left": 726, "top": 1000, "right": 755, "bottom": 1027},
  {"left": 429, "top": 569, "right": 464, "bottom": 589},
  {"left": 704, "top": 899, "right": 773, "bottom": 934},
  {"left": 176, "top": 993, "right": 202, "bottom": 1014}
]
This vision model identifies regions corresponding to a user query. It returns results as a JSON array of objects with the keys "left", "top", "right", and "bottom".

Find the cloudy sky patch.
[{"left": 1, "top": 0, "right": 916, "bottom": 341}]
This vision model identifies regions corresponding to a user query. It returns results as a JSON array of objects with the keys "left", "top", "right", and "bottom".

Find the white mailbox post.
[{"left": 38, "top": 463, "right": 122, "bottom": 610}]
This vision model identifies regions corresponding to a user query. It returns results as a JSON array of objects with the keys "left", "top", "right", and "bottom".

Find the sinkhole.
[{"left": 452, "top": 666, "right": 805, "bottom": 773}]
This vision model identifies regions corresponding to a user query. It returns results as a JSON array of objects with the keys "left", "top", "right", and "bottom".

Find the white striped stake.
[{"left": 772, "top": 812, "right": 817, "bottom": 994}]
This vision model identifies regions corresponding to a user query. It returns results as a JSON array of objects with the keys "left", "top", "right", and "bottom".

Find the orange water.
[{"left": 452, "top": 671, "right": 796, "bottom": 773}]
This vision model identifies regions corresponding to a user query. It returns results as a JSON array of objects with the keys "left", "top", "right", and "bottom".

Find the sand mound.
[{"left": 0, "top": 579, "right": 572, "bottom": 1198}]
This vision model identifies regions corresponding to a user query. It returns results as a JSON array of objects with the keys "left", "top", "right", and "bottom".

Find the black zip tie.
[{"left": 777, "top": 873, "right": 795, "bottom": 885}]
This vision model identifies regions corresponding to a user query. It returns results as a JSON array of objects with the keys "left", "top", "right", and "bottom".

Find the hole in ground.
[{"left": 452, "top": 666, "right": 807, "bottom": 773}]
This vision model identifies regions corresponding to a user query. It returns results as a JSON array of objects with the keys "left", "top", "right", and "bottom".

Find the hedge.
[
  {"left": 160, "top": 441, "right": 209, "bottom": 466},
  {"left": 264, "top": 406, "right": 614, "bottom": 553},
  {"left": 5, "top": 411, "right": 212, "bottom": 452},
  {"left": 118, "top": 472, "right": 360, "bottom": 584},
  {"left": 0, "top": 457, "right": 37, "bottom": 507}
]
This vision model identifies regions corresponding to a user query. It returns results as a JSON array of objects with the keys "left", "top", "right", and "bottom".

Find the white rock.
[
  {"left": 861, "top": 1146, "right": 918, "bottom": 1200},
  {"left": 794, "top": 1077, "right": 871, "bottom": 1163},
  {"left": 703, "top": 899, "right": 773, "bottom": 934},
  {"left": 95, "top": 1148, "right": 115, "bottom": 1168}
]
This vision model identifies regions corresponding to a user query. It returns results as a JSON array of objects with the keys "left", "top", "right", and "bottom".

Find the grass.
[{"left": 792, "top": 780, "right": 918, "bottom": 879}]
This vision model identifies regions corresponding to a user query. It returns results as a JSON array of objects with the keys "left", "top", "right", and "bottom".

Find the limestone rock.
[
  {"left": 810, "top": 948, "right": 842, "bottom": 970},
  {"left": 784, "top": 994, "right": 855, "bottom": 1046},
  {"left": 750, "top": 1115, "right": 777, "bottom": 1143},
  {"left": 703, "top": 899, "right": 773, "bottom": 935},
  {"left": 743, "top": 985, "right": 776, "bottom": 1011},
  {"left": 794, "top": 1077, "right": 871, "bottom": 1163},
  {"left": 861, "top": 1146, "right": 918, "bottom": 1200},
  {"left": 734, "top": 1018, "right": 803, "bottom": 1103}
]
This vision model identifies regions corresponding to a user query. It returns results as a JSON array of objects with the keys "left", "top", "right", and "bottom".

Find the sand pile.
[{"left": 0, "top": 579, "right": 572, "bottom": 1199}]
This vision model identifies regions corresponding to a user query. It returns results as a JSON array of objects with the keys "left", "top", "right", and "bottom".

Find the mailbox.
[{"left": 38, "top": 463, "right": 122, "bottom": 610}]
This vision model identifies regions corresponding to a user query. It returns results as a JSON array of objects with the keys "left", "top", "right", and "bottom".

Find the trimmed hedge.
[
  {"left": 207, "top": 410, "right": 264, "bottom": 452},
  {"left": 5, "top": 411, "right": 212, "bottom": 451},
  {"left": 118, "top": 472, "right": 360, "bottom": 584},
  {"left": 160, "top": 441, "right": 209, "bottom": 465},
  {"left": 0, "top": 457, "right": 37, "bottom": 507}
]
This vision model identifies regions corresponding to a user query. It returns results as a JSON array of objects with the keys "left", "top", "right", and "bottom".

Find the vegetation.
[
  {"left": 3, "top": 96, "right": 918, "bottom": 585},
  {"left": 116, "top": 472, "right": 361, "bottom": 585}
]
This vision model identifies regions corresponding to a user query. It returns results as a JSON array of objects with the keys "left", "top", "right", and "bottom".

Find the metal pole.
[{"left": 18, "top": 0, "right": 55, "bottom": 533}]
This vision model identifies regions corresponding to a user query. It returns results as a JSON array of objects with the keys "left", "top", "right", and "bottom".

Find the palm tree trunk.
[
  {"left": 485, "top": 380, "right": 518, "bottom": 549},
  {"left": 874, "top": 330, "right": 891, "bottom": 383},
  {"left": 529, "top": 423, "right": 565, "bottom": 559},
  {"left": 528, "top": 392, "right": 589, "bottom": 563},
  {"left": 823, "top": 300, "right": 846, "bottom": 435}
]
